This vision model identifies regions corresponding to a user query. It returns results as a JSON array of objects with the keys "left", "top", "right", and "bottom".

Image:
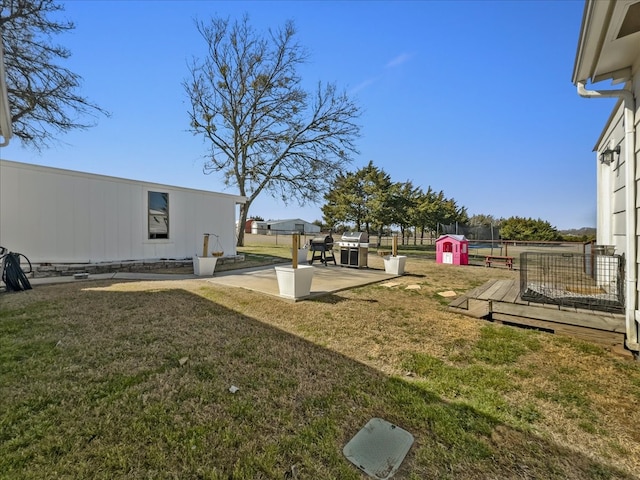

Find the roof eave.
[{"left": 572, "top": 0, "right": 617, "bottom": 85}]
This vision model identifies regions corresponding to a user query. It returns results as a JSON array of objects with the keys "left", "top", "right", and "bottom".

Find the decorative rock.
[{"left": 438, "top": 290, "right": 457, "bottom": 297}]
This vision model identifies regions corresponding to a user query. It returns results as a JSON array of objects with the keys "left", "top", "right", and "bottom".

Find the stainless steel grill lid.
[{"left": 341, "top": 232, "right": 368, "bottom": 243}]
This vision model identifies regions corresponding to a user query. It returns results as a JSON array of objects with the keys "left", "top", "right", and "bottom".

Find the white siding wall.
[
  {"left": 597, "top": 104, "right": 626, "bottom": 254},
  {"left": 634, "top": 68, "right": 640, "bottom": 325},
  {"left": 634, "top": 68, "right": 640, "bottom": 265},
  {"left": 0, "top": 160, "right": 242, "bottom": 263}
]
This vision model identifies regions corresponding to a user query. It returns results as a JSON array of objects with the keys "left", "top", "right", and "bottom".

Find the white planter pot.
[
  {"left": 291, "top": 248, "right": 308, "bottom": 265},
  {"left": 384, "top": 255, "right": 407, "bottom": 275},
  {"left": 193, "top": 256, "right": 218, "bottom": 276},
  {"left": 275, "top": 265, "right": 314, "bottom": 299}
]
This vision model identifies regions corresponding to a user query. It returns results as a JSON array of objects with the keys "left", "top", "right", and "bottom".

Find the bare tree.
[
  {"left": 184, "top": 15, "right": 361, "bottom": 246},
  {"left": 1, "top": 0, "right": 108, "bottom": 150}
]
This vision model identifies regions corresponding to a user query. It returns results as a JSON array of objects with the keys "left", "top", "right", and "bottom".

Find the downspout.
[{"left": 577, "top": 81, "right": 639, "bottom": 352}]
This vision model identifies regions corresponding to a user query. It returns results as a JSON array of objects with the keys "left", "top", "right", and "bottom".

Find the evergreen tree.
[{"left": 499, "top": 216, "right": 559, "bottom": 241}]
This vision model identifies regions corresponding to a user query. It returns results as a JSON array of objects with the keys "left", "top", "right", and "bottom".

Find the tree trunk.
[{"left": 236, "top": 201, "right": 250, "bottom": 247}]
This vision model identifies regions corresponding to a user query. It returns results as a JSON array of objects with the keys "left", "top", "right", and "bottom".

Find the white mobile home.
[
  {"left": 0, "top": 160, "right": 245, "bottom": 264},
  {"left": 572, "top": 0, "right": 640, "bottom": 352}
]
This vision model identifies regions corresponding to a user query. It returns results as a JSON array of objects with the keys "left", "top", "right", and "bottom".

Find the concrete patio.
[
  {"left": 27, "top": 263, "right": 398, "bottom": 301},
  {"left": 206, "top": 263, "right": 398, "bottom": 300}
]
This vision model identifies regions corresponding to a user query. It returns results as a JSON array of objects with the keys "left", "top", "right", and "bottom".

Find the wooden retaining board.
[
  {"left": 493, "top": 313, "right": 625, "bottom": 347},
  {"left": 491, "top": 302, "right": 625, "bottom": 333},
  {"left": 449, "top": 279, "right": 626, "bottom": 347}
]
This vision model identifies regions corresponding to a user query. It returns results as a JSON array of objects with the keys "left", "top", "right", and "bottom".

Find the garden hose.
[{"left": 1, "top": 249, "right": 32, "bottom": 292}]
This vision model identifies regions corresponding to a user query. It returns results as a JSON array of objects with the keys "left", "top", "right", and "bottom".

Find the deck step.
[
  {"left": 448, "top": 278, "right": 627, "bottom": 349},
  {"left": 493, "top": 312, "right": 625, "bottom": 347}
]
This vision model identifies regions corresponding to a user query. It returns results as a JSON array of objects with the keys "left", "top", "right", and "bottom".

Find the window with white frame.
[{"left": 148, "top": 191, "right": 169, "bottom": 239}]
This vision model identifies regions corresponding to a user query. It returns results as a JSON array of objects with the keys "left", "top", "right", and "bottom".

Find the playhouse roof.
[{"left": 436, "top": 234, "right": 468, "bottom": 242}]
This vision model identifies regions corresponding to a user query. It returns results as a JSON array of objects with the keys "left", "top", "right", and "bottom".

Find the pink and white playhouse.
[{"left": 435, "top": 234, "right": 469, "bottom": 265}]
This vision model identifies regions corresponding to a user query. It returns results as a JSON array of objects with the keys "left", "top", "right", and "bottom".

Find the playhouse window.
[{"left": 148, "top": 191, "right": 169, "bottom": 239}]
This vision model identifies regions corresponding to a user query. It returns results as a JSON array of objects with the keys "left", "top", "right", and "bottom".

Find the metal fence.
[
  {"left": 519, "top": 252, "right": 624, "bottom": 313},
  {"left": 440, "top": 223, "right": 500, "bottom": 241}
]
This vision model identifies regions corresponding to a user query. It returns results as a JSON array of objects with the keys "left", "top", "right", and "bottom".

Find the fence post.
[
  {"left": 292, "top": 234, "right": 299, "bottom": 269},
  {"left": 202, "top": 233, "right": 210, "bottom": 258}
]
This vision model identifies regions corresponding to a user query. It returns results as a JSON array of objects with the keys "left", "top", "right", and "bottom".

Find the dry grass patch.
[{"left": 2, "top": 253, "right": 640, "bottom": 479}]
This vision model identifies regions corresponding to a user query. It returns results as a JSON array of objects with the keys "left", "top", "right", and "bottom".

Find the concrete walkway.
[
  {"left": 28, "top": 271, "right": 198, "bottom": 285},
  {"left": 27, "top": 263, "right": 398, "bottom": 300}
]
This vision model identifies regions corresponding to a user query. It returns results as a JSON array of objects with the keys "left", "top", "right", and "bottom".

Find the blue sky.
[{"left": 0, "top": 0, "right": 616, "bottom": 229}]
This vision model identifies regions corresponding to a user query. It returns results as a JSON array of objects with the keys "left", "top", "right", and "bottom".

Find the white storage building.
[
  {"left": 250, "top": 218, "right": 321, "bottom": 235},
  {"left": 0, "top": 160, "right": 245, "bottom": 264}
]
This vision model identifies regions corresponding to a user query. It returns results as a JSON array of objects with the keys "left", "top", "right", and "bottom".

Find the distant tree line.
[
  {"left": 320, "top": 161, "right": 468, "bottom": 246},
  {"left": 316, "top": 162, "right": 593, "bottom": 244},
  {"left": 497, "top": 217, "right": 559, "bottom": 241},
  {"left": 469, "top": 216, "right": 594, "bottom": 242}
]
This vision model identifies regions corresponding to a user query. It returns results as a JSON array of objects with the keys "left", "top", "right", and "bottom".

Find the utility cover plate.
[{"left": 343, "top": 417, "right": 414, "bottom": 479}]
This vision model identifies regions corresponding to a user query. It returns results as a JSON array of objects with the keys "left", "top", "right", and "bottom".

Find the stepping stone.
[{"left": 438, "top": 290, "right": 457, "bottom": 297}]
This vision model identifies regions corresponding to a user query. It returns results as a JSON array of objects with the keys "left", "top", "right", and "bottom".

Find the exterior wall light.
[{"left": 600, "top": 145, "right": 620, "bottom": 165}]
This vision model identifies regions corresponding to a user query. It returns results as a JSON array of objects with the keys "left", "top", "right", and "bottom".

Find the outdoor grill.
[
  {"left": 309, "top": 235, "right": 336, "bottom": 265},
  {"left": 337, "top": 232, "right": 369, "bottom": 268}
]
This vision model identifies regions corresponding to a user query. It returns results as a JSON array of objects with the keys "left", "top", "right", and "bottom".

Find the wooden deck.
[{"left": 449, "top": 279, "right": 627, "bottom": 350}]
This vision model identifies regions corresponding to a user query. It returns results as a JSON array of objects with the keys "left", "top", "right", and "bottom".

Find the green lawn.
[{"left": 1, "top": 251, "right": 639, "bottom": 479}]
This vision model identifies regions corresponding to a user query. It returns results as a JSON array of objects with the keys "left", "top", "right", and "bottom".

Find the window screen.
[{"left": 148, "top": 191, "right": 169, "bottom": 239}]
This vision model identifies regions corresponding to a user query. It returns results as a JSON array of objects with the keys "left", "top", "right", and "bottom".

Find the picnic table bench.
[{"left": 485, "top": 255, "right": 514, "bottom": 270}]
